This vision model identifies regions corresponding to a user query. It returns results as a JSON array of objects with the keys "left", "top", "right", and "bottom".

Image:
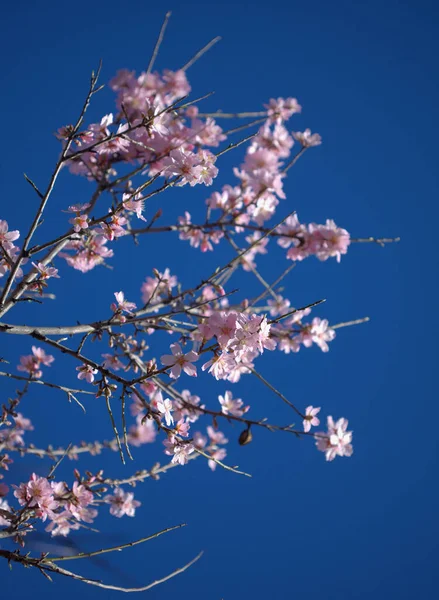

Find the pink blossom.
[
  {"left": 265, "top": 97, "right": 302, "bottom": 123},
  {"left": 308, "top": 220, "right": 351, "bottom": 263},
  {"left": 190, "top": 116, "right": 226, "bottom": 147},
  {"left": 202, "top": 351, "right": 237, "bottom": 380},
  {"left": 162, "top": 148, "right": 201, "bottom": 186},
  {"left": 60, "top": 233, "right": 114, "bottom": 273},
  {"left": 196, "top": 149, "right": 218, "bottom": 186},
  {"left": 268, "top": 295, "right": 291, "bottom": 317},
  {"left": 111, "top": 291, "right": 137, "bottom": 315},
  {"left": 207, "top": 426, "right": 228, "bottom": 445},
  {"left": 207, "top": 448, "right": 227, "bottom": 471},
  {"left": 304, "top": 318, "right": 336, "bottom": 352},
  {"left": 0, "top": 498, "right": 11, "bottom": 527},
  {"left": 14, "top": 473, "right": 55, "bottom": 509},
  {"left": 293, "top": 128, "right": 322, "bottom": 147},
  {"left": 241, "top": 232, "right": 269, "bottom": 271},
  {"left": 17, "top": 346, "right": 54, "bottom": 378},
  {"left": 207, "top": 311, "right": 238, "bottom": 347},
  {"left": 193, "top": 431, "right": 208, "bottom": 449},
  {"left": 104, "top": 487, "right": 141, "bottom": 518},
  {"left": 45, "top": 510, "right": 80, "bottom": 537},
  {"left": 102, "top": 353, "right": 125, "bottom": 371},
  {"left": 67, "top": 203, "right": 91, "bottom": 213},
  {"left": 17, "top": 354, "right": 42, "bottom": 379},
  {"left": 32, "top": 347, "right": 55, "bottom": 366},
  {"left": 303, "top": 406, "right": 321, "bottom": 433},
  {"left": 175, "top": 419, "right": 190, "bottom": 437},
  {"left": 173, "top": 389, "right": 202, "bottom": 423},
  {"left": 315, "top": 416, "right": 353, "bottom": 461},
  {"left": 141, "top": 268, "right": 177, "bottom": 306},
  {"left": 0, "top": 220, "right": 20, "bottom": 247},
  {"left": 162, "top": 68, "right": 191, "bottom": 97},
  {"left": 122, "top": 192, "right": 147, "bottom": 221},
  {"left": 68, "top": 482, "right": 96, "bottom": 522},
  {"left": 218, "top": 390, "right": 249, "bottom": 417},
  {"left": 161, "top": 343, "right": 199, "bottom": 379},
  {"left": 163, "top": 436, "right": 194, "bottom": 465},
  {"left": 32, "top": 262, "right": 59, "bottom": 280},
  {"left": 157, "top": 397, "right": 174, "bottom": 426},
  {"left": 128, "top": 415, "right": 157, "bottom": 446},
  {"left": 69, "top": 213, "right": 90, "bottom": 233},
  {"left": 76, "top": 363, "right": 98, "bottom": 383}
]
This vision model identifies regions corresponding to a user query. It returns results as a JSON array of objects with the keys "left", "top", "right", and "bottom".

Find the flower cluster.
[
  {"left": 3, "top": 472, "right": 140, "bottom": 536},
  {"left": 163, "top": 436, "right": 195, "bottom": 466},
  {"left": 17, "top": 347, "right": 54, "bottom": 379},
  {"left": 63, "top": 67, "right": 225, "bottom": 187},
  {"left": 197, "top": 311, "right": 276, "bottom": 381},
  {"left": 104, "top": 487, "right": 141, "bottom": 518},
  {"left": 141, "top": 268, "right": 178, "bottom": 309},
  {"left": 192, "top": 425, "right": 229, "bottom": 471},
  {"left": 0, "top": 220, "right": 24, "bottom": 278},
  {"left": 178, "top": 212, "right": 224, "bottom": 252},
  {"left": 315, "top": 417, "right": 353, "bottom": 461},
  {"left": 272, "top": 311, "right": 336, "bottom": 354},
  {"left": 277, "top": 214, "right": 350, "bottom": 263},
  {"left": 0, "top": 413, "right": 33, "bottom": 450},
  {"left": 60, "top": 232, "right": 114, "bottom": 273}
]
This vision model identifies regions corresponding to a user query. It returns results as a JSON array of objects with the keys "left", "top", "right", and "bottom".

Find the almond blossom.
[
  {"left": 76, "top": 363, "right": 98, "bottom": 383},
  {"left": 128, "top": 415, "right": 157, "bottom": 446},
  {"left": 218, "top": 390, "right": 249, "bottom": 417},
  {"left": 104, "top": 487, "right": 141, "bottom": 518},
  {"left": 157, "top": 397, "right": 174, "bottom": 426},
  {"left": 17, "top": 347, "right": 54, "bottom": 379},
  {"left": 303, "top": 406, "right": 321, "bottom": 433},
  {"left": 111, "top": 291, "right": 137, "bottom": 315},
  {"left": 163, "top": 436, "right": 195, "bottom": 465},
  {"left": 31, "top": 262, "right": 60, "bottom": 280},
  {"left": 293, "top": 128, "right": 322, "bottom": 147},
  {"left": 315, "top": 416, "right": 353, "bottom": 461},
  {"left": 161, "top": 343, "right": 199, "bottom": 379}
]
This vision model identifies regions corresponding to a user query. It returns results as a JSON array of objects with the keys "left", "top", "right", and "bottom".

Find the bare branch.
[{"left": 146, "top": 11, "right": 172, "bottom": 76}]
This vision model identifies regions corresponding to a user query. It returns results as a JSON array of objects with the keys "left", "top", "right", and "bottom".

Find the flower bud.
[{"left": 238, "top": 427, "right": 253, "bottom": 446}]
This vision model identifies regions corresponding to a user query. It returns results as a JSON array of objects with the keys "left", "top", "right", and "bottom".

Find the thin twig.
[
  {"left": 44, "top": 524, "right": 185, "bottom": 562},
  {"left": 146, "top": 11, "right": 172, "bottom": 76},
  {"left": 181, "top": 36, "right": 221, "bottom": 71}
]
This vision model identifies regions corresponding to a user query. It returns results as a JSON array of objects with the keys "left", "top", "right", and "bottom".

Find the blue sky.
[{"left": 0, "top": 1, "right": 438, "bottom": 598}]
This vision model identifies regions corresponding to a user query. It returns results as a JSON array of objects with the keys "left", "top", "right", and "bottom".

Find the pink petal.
[
  {"left": 161, "top": 354, "right": 176, "bottom": 366},
  {"left": 183, "top": 363, "right": 197, "bottom": 377},
  {"left": 170, "top": 364, "right": 182, "bottom": 379}
]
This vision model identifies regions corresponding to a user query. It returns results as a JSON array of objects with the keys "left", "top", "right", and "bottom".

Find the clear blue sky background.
[{"left": 1, "top": 1, "right": 438, "bottom": 598}]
